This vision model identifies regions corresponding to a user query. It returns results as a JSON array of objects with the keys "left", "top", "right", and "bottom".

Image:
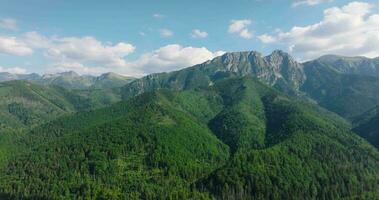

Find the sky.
[{"left": 0, "top": 0, "right": 378, "bottom": 76}]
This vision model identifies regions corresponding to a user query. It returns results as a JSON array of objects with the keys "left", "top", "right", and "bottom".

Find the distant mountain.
[
  {"left": 38, "top": 71, "right": 96, "bottom": 89},
  {"left": 316, "top": 55, "right": 379, "bottom": 77},
  {"left": 0, "top": 72, "right": 41, "bottom": 82},
  {"left": 0, "top": 80, "right": 122, "bottom": 133},
  {"left": 0, "top": 71, "right": 135, "bottom": 90},
  {"left": 301, "top": 60, "right": 379, "bottom": 119},
  {"left": 91, "top": 72, "right": 135, "bottom": 89},
  {"left": 1, "top": 76, "right": 378, "bottom": 199}
]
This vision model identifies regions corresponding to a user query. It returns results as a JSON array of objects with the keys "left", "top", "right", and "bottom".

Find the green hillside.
[
  {"left": 1, "top": 76, "right": 378, "bottom": 199},
  {"left": 0, "top": 80, "right": 122, "bottom": 133},
  {"left": 353, "top": 106, "right": 379, "bottom": 149},
  {"left": 301, "top": 61, "right": 379, "bottom": 119}
]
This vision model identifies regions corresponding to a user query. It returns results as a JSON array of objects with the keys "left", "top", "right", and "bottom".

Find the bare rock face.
[{"left": 122, "top": 50, "right": 307, "bottom": 99}]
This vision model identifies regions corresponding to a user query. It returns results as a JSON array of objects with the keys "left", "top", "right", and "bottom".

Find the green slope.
[
  {"left": 301, "top": 61, "right": 379, "bottom": 119},
  {"left": 198, "top": 78, "right": 379, "bottom": 199},
  {"left": 0, "top": 80, "right": 123, "bottom": 133},
  {"left": 0, "top": 80, "right": 124, "bottom": 166},
  {"left": 353, "top": 106, "right": 379, "bottom": 149},
  {"left": 316, "top": 55, "right": 379, "bottom": 77},
  {"left": 0, "top": 89, "right": 229, "bottom": 199},
  {"left": 0, "top": 76, "right": 378, "bottom": 199}
]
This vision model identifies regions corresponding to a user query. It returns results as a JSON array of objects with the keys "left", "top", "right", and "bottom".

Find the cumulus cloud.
[
  {"left": 228, "top": 19, "right": 253, "bottom": 39},
  {"left": 130, "top": 44, "right": 225, "bottom": 75},
  {"left": 46, "top": 36, "right": 135, "bottom": 67},
  {"left": 292, "top": 0, "right": 333, "bottom": 7},
  {"left": 0, "top": 18, "right": 17, "bottom": 30},
  {"left": 257, "top": 34, "right": 276, "bottom": 43},
  {"left": 153, "top": 14, "right": 164, "bottom": 19},
  {"left": 0, "top": 29, "right": 223, "bottom": 76},
  {"left": 0, "top": 66, "right": 27, "bottom": 74},
  {"left": 259, "top": 1, "right": 379, "bottom": 59},
  {"left": 45, "top": 43, "right": 223, "bottom": 77},
  {"left": 191, "top": 29, "right": 208, "bottom": 38},
  {"left": 0, "top": 35, "right": 33, "bottom": 56},
  {"left": 159, "top": 28, "right": 173, "bottom": 37}
]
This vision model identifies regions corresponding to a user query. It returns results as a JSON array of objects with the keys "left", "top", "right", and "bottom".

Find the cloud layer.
[
  {"left": 130, "top": 44, "right": 225, "bottom": 75},
  {"left": 1, "top": 27, "right": 224, "bottom": 76},
  {"left": 191, "top": 29, "right": 208, "bottom": 38},
  {"left": 259, "top": 1, "right": 379, "bottom": 60}
]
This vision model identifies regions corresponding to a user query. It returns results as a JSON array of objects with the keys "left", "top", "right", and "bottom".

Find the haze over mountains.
[
  {"left": 0, "top": 71, "right": 135, "bottom": 90},
  {"left": 0, "top": 50, "right": 379, "bottom": 199}
]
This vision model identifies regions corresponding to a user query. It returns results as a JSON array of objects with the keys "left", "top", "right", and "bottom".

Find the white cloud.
[
  {"left": 292, "top": 0, "right": 333, "bottom": 7},
  {"left": 257, "top": 34, "right": 276, "bottom": 43},
  {"left": 44, "top": 42, "right": 223, "bottom": 77},
  {"left": 239, "top": 29, "right": 253, "bottom": 39},
  {"left": 46, "top": 36, "right": 135, "bottom": 67},
  {"left": 0, "top": 29, "right": 223, "bottom": 76},
  {"left": 0, "top": 18, "right": 17, "bottom": 30},
  {"left": 131, "top": 44, "right": 225, "bottom": 75},
  {"left": 153, "top": 14, "right": 164, "bottom": 19},
  {"left": 0, "top": 66, "right": 27, "bottom": 74},
  {"left": 0, "top": 35, "right": 33, "bottom": 56},
  {"left": 191, "top": 29, "right": 208, "bottom": 38},
  {"left": 228, "top": 19, "right": 253, "bottom": 39},
  {"left": 259, "top": 1, "right": 379, "bottom": 59},
  {"left": 159, "top": 28, "right": 173, "bottom": 37}
]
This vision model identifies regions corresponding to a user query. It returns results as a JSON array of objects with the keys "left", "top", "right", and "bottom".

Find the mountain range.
[
  {"left": 0, "top": 71, "right": 135, "bottom": 90},
  {"left": 0, "top": 50, "right": 378, "bottom": 199}
]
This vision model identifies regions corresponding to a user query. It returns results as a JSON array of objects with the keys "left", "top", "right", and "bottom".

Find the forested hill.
[
  {"left": 1, "top": 76, "right": 378, "bottom": 199},
  {"left": 353, "top": 106, "right": 379, "bottom": 149},
  {"left": 0, "top": 80, "right": 122, "bottom": 133}
]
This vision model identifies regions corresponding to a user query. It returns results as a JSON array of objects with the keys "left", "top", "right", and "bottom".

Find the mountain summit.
[{"left": 122, "top": 50, "right": 307, "bottom": 99}]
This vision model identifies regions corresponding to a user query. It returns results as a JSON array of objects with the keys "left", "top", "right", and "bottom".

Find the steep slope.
[
  {"left": 0, "top": 89, "right": 229, "bottom": 200},
  {"left": 121, "top": 50, "right": 306, "bottom": 99},
  {"left": 316, "top": 55, "right": 379, "bottom": 77},
  {"left": 121, "top": 50, "right": 379, "bottom": 120},
  {"left": 196, "top": 77, "right": 379, "bottom": 199},
  {"left": 1, "top": 76, "right": 378, "bottom": 199},
  {"left": 301, "top": 61, "right": 379, "bottom": 119},
  {"left": 353, "top": 106, "right": 379, "bottom": 149}
]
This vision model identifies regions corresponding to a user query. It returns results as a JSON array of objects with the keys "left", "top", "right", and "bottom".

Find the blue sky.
[{"left": 0, "top": 0, "right": 378, "bottom": 76}]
